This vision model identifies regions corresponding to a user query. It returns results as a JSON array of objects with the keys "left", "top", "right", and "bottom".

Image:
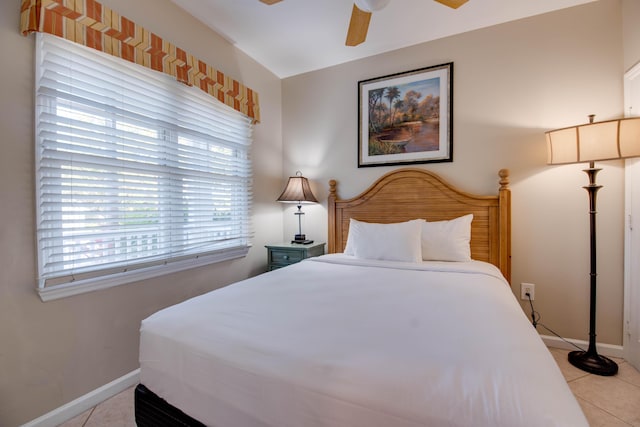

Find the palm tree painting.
[{"left": 358, "top": 63, "right": 452, "bottom": 167}]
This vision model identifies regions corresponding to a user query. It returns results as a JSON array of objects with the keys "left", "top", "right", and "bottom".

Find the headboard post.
[
  {"left": 328, "top": 179, "right": 337, "bottom": 253},
  {"left": 498, "top": 169, "right": 511, "bottom": 283}
]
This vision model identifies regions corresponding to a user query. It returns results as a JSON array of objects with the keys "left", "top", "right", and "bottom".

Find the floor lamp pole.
[{"left": 567, "top": 162, "right": 618, "bottom": 376}]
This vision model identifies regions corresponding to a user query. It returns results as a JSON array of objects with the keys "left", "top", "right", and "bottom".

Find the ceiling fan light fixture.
[
  {"left": 354, "top": 0, "right": 391, "bottom": 13},
  {"left": 433, "top": 0, "right": 469, "bottom": 9}
]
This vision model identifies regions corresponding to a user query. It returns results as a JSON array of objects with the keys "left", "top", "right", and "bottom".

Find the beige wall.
[
  {"left": 283, "top": 0, "right": 626, "bottom": 348},
  {"left": 0, "top": 0, "right": 283, "bottom": 425}
]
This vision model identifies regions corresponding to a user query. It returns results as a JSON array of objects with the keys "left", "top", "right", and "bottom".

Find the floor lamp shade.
[
  {"left": 277, "top": 171, "right": 318, "bottom": 244},
  {"left": 546, "top": 116, "right": 640, "bottom": 165},
  {"left": 545, "top": 115, "right": 640, "bottom": 376}
]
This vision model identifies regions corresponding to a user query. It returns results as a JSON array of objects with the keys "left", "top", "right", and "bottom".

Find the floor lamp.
[
  {"left": 277, "top": 171, "right": 318, "bottom": 244},
  {"left": 546, "top": 115, "right": 640, "bottom": 376}
]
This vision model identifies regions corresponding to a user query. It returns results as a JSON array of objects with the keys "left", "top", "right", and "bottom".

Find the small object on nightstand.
[{"left": 265, "top": 242, "right": 325, "bottom": 271}]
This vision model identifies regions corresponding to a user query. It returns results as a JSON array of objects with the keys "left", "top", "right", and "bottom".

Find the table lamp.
[{"left": 277, "top": 171, "right": 318, "bottom": 244}]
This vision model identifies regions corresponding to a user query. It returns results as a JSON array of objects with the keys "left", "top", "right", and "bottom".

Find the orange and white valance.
[{"left": 20, "top": 0, "right": 260, "bottom": 123}]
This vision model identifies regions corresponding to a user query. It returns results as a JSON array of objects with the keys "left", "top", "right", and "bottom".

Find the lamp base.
[
  {"left": 568, "top": 350, "right": 618, "bottom": 376},
  {"left": 291, "top": 234, "right": 313, "bottom": 245}
]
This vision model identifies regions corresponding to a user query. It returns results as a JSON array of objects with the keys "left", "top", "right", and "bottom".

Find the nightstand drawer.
[
  {"left": 269, "top": 249, "right": 304, "bottom": 265},
  {"left": 265, "top": 242, "right": 326, "bottom": 271}
]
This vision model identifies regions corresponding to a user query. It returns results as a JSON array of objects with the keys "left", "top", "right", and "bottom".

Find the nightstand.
[{"left": 265, "top": 242, "right": 326, "bottom": 270}]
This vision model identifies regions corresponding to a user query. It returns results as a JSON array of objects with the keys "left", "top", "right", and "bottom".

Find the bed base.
[{"left": 134, "top": 384, "right": 206, "bottom": 427}]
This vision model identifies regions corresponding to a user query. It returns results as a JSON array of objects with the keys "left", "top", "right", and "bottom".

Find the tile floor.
[
  {"left": 61, "top": 348, "right": 640, "bottom": 426},
  {"left": 548, "top": 348, "right": 640, "bottom": 426}
]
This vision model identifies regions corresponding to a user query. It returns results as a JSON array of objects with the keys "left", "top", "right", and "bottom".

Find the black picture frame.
[{"left": 358, "top": 62, "right": 453, "bottom": 167}]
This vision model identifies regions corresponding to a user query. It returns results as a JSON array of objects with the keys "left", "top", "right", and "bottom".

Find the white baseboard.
[
  {"left": 22, "top": 369, "right": 140, "bottom": 427},
  {"left": 541, "top": 334, "right": 625, "bottom": 359}
]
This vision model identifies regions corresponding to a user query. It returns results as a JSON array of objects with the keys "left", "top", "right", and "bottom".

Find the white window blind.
[{"left": 35, "top": 34, "right": 253, "bottom": 297}]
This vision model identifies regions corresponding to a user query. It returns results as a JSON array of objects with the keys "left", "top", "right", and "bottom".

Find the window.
[{"left": 35, "top": 34, "right": 253, "bottom": 300}]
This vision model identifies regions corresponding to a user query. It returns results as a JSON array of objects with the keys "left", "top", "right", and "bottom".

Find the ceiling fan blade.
[
  {"left": 345, "top": 4, "right": 372, "bottom": 47},
  {"left": 433, "top": 0, "right": 468, "bottom": 9},
  {"left": 259, "top": 0, "right": 283, "bottom": 4}
]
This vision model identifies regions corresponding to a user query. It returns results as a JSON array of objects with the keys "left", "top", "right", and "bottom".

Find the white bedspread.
[{"left": 139, "top": 254, "right": 587, "bottom": 426}]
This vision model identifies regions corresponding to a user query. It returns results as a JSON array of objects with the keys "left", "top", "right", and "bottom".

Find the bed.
[{"left": 135, "top": 168, "right": 587, "bottom": 426}]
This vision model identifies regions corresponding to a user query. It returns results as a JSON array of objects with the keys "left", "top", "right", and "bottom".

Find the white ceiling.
[{"left": 170, "top": 0, "right": 596, "bottom": 79}]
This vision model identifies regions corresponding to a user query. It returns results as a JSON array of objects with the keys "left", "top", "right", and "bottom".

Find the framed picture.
[{"left": 358, "top": 62, "right": 453, "bottom": 167}]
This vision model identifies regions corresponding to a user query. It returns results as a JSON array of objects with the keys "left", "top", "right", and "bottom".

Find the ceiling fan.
[{"left": 258, "top": 0, "right": 469, "bottom": 47}]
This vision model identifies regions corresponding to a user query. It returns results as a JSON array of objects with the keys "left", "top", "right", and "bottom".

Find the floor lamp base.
[{"left": 568, "top": 350, "right": 618, "bottom": 376}]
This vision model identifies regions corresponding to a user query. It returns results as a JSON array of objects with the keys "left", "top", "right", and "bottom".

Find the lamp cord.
[
  {"left": 525, "top": 293, "right": 585, "bottom": 352},
  {"left": 526, "top": 293, "right": 538, "bottom": 326}
]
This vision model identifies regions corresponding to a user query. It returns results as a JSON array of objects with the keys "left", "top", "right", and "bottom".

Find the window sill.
[{"left": 37, "top": 246, "right": 250, "bottom": 302}]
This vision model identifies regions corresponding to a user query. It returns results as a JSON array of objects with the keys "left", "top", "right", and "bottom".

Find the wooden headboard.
[{"left": 328, "top": 168, "right": 511, "bottom": 283}]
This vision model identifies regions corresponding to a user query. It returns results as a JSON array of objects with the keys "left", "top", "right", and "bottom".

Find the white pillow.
[
  {"left": 343, "top": 218, "right": 423, "bottom": 262},
  {"left": 421, "top": 214, "right": 473, "bottom": 262}
]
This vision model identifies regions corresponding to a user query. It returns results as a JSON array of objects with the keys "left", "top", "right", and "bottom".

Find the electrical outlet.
[{"left": 521, "top": 283, "right": 535, "bottom": 300}]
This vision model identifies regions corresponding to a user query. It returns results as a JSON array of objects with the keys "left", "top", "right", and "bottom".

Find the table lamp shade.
[
  {"left": 546, "top": 117, "right": 640, "bottom": 165},
  {"left": 277, "top": 174, "right": 318, "bottom": 204}
]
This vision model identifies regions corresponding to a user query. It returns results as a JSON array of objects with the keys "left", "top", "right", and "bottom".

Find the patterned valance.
[{"left": 20, "top": 0, "right": 260, "bottom": 123}]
